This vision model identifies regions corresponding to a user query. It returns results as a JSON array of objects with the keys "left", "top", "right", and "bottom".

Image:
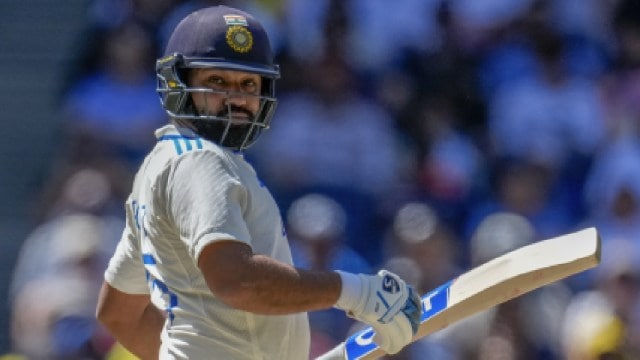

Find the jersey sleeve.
[
  {"left": 166, "top": 150, "right": 252, "bottom": 262},
  {"left": 104, "top": 204, "right": 149, "bottom": 295}
]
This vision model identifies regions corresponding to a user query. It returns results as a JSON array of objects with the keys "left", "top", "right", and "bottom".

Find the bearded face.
[{"left": 184, "top": 68, "right": 267, "bottom": 149}]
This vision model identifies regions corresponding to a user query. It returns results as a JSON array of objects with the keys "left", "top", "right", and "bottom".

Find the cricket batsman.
[{"left": 95, "top": 5, "right": 421, "bottom": 360}]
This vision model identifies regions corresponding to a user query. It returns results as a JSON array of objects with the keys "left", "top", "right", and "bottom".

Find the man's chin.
[{"left": 192, "top": 120, "right": 256, "bottom": 148}]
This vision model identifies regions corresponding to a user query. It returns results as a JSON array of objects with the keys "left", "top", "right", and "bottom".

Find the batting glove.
[{"left": 335, "top": 270, "right": 422, "bottom": 354}]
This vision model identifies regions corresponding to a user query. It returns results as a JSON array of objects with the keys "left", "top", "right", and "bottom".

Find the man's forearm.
[
  {"left": 239, "top": 254, "right": 342, "bottom": 313},
  {"left": 219, "top": 256, "right": 342, "bottom": 314},
  {"left": 105, "top": 303, "right": 165, "bottom": 360},
  {"left": 199, "top": 241, "right": 343, "bottom": 314}
]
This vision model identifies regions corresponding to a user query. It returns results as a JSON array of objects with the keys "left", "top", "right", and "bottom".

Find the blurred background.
[{"left": 2, "top": 0, "right": 640, "bottom": 359}]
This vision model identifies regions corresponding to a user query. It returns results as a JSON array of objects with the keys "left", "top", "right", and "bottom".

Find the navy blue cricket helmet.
[{"left": 156, "top": 5, "right": 280, "bottom": 150}]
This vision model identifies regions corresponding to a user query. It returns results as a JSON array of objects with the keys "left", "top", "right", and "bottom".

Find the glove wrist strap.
[{"left": 334, "top": 270, "right": 362, "bottom": 311}]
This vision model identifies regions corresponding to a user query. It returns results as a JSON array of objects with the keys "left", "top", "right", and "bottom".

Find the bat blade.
[{"left": 321, "top": 227, "right": 601, "bottom": 360}]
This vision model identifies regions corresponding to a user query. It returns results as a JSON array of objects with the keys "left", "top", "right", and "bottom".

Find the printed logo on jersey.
[
  {"left": 134, "top": 198, "right": 181, "bottom": 325},
  {"left": 132, "top": 201, "right": 147, "bottom": 236},
  {"left": 159, "top": 135, "right": 203, "bottom": 155}
]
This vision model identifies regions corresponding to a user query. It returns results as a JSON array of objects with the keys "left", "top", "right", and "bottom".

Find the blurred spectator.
[
  {"left": 33, "top": 163, "right": 131, "bottom": 222},
  {"left": 250, "top": 53, "right": 403, "bottom": 263},
  {"left": 398, "top": 0, "right": 486, "bottom": 143},
  {"left": 251, "top": 53, "right": 403, "bottom": 196},
  {"left": 345, "top": 0, "right": 444, "bottom": 72},
  {"left": 448, "top": 212, "right": 536, "bottom": 359},
  {"left": 285, "top": 193, "right": 372, "bottom": 357},
  {"left": 468, "top": 211, "right": 535, "bottom": 265},
  {"left": 376, "top": 257, "right": 459, "bottom": 360},
  {"left": 9, "top": 213, "right": 121, "bottom": 310},
  {"left": 413, "top": 94, "right": 484, "bottom": 227},
  {"left": 11, "top": 273, "right": 112, "bottom": 359},
  {"left": 478, "top": 4, "right": 605, "bottom": 219},
  {"left": 578, "top": 137, "right": 640, "bottom": 291},
  {"left": 88, "top": 0, "right": 178, "bottom": 31},
  {"left": 287, "top": 193, "right": 371, "bottom": 274},
  {"left": 10, "top": 214, "right": 117, "bottom": 359},
  {"left": 487, "top": 25, "right": 605, "bottom": 170},
  {"left": 546, "top": 0, "right": 612, "bottom": 79},
  {"left": 8, "top": 165, "right": 125, "bottom": 358},
  {"left": 378, "top": 202, "right": 462, "bottom": 359},
  {"left": 62, "top": 20, "right": 165, "bottom": 169},
  {"left": 474, "top": 0, "right": 550, "bottom": 100},
  {"left": 279, "top": 0, "right": 332, "bottom": 62},
  {"left": 599, "top": 0, "right": 640, "bottom": 141},
  {"left": 464, "top": 159, "right": 574, "bottom": 245},
  {"left": 387, "top": 2, "right": 489, "bottom": 229},
  {"left": 470, "top": 213, "right": 572, "bottom": 359},
  {"left": 547, "top": 0, "right": 615, "bottom": 53},
  {"left": 429, "top": 212, "right": 572, "bottom": 359},
  {"left": 10, "top": 164, "right": 127, "bottom": 304},
  {"left": 385, "top": 202, "right": 461, "bottom": 294},
  {"left": 561, "top": 243, "right": 640, "bottom": 359},
  {"left": 448, "top": 0, "right": 535, "bottom": 53},
  {"left": 290, "top": 0, "right": 440, "bottom": 81}
]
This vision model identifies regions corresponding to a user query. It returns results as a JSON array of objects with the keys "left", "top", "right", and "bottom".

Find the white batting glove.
[{"left": 335, "top": 270, "right": 422, "bottom": 354}]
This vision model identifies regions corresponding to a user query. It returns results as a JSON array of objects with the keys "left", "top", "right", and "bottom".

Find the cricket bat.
[{"left": 319, "top": 227, "right": 601, "bottom": 360}]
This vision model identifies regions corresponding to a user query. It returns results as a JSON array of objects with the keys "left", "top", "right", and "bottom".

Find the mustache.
[{"left": 217, "top": 105, "right": 255, "bottom": 119}]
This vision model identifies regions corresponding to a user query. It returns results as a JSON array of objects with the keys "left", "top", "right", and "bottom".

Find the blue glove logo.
[{"left": 382, "top": 274, "right": 400, "bottom": 293}]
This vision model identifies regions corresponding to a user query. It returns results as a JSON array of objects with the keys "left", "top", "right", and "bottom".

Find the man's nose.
[{"left": 225, "top": 91, "right": 248, "bottom": 107}]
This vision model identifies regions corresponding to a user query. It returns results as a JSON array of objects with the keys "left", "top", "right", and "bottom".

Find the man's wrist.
[{"left": 334, "top": 270, "right": 362, "bottom": 311}]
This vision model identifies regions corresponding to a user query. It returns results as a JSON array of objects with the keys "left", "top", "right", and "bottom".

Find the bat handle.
[{"left": 315, "top": 342, "right": 347, "bottom": 360}]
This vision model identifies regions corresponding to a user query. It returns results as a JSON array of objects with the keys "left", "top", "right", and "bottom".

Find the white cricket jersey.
[{"left": 104, "top": 124, "right": 310, "bottom": 359}]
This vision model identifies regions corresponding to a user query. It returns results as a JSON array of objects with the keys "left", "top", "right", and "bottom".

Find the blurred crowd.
[{"left": 4, "top": 0, "right": 640, "bottom": 359}]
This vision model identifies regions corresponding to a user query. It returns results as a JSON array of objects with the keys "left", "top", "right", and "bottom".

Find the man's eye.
[
  {"left": 242, "top": 80, "right": 258, "bottom": 91},
  {"left": 207, "top": 77, "right": 224, "bottom": 85}
]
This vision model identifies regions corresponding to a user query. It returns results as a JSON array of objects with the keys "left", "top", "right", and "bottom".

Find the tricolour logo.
[{"left": 223, "top": 14, "right": 248, "bottom": 26}]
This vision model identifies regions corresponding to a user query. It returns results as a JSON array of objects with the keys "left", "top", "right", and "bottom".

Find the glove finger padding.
[
  {"left": 402, "top": 286, "right": 423, "bottom": 335},
  {"left": 371, "top": 311, "right": 413, "bottom": 355}
]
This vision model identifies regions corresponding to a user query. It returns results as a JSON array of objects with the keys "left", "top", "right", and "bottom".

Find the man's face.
[{"left": 188, "top": 68, "right": 262, "bottom": 122}]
